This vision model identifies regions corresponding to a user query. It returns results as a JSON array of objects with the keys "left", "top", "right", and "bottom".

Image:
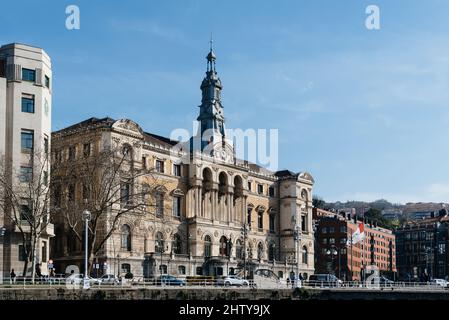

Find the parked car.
[
  {"left": 216, "top": 275, "right": 249, "bottom": 287},
  {"left": 308, "top": 274, "right": 342, "bottom": 287},
  {"left": 430, "top": 279, "right": 448, "bottom": 288},
  {"left": 65, "top": 274, "right": 100, "bottom": 285},
  {"left": 155, "top": 275, "right": 186, "bottom": 286},
  {"left": 98, "top": 274, "right": 120, "bottom": 285}
]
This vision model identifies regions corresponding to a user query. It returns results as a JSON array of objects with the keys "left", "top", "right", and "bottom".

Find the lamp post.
[
  {"left": 326, "top": 245, "right": 340, "bottom": 279},
  {"left": 241, "top": 223, "right": 249, "bottom": 279},
  {"left": 293, "top": 224, "right": 300, "bottom": 287},
  {"left": 82, "top": 209, "right": 91, "bottom": 289},
  {"left": 0, "top": 227, "right": 5, "bottom": 283}
]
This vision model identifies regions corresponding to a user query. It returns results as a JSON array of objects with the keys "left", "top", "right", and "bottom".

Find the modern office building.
[{"left": 0, "top": 43, "right": 54, "bottom": 280}]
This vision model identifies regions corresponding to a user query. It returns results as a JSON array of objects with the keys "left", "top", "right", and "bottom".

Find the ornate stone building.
[{"left": 50, "top": 47, "right": 315, "bottom": 281}]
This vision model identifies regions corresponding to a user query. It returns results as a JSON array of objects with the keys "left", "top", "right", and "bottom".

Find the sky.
[{"left": 2, "top": 0, "right": 449, "bottom": 204}]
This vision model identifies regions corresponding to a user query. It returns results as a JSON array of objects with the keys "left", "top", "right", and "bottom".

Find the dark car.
[{"left": 156, "top": 275, "right": 186, "bottom": 286}]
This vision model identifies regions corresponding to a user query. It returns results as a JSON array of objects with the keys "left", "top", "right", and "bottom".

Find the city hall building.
[{"left": 50, "top": 47, "right": 315, "bottom": 280}]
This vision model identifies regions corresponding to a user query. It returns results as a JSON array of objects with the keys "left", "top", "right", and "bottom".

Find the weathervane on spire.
[
  {"left": 206, "top": 33, "right": 216, "bottom": 72},
  {"left": 210, "top": 32, "right": 213, "bottom": 51}
]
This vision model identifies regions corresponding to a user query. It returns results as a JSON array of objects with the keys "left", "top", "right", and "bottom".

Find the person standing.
[{"left": 10, "top": 269, "right": 16, "bottom": 284}]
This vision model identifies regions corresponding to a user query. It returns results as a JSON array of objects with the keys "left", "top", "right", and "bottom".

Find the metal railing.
[{"left": 0, "top": 277, "right": 448, "bottom": 291}]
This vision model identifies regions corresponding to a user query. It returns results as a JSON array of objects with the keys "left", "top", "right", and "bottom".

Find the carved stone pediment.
[{"left": 112, "top": 119, "right": 144, "bottom": 139}]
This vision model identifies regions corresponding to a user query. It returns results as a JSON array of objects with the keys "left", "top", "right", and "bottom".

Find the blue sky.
[{"left": 2, "top": 0, "right": 449, "bottom": 204}]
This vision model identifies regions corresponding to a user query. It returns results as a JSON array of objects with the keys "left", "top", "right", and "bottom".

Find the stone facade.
[{"left": 50, "top": 47, "right": 315, "bottom": 281}]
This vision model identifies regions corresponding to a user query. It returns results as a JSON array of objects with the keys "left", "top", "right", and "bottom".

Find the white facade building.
[{"left": 0, "top": 43, "right": 54, "bottom": 279}]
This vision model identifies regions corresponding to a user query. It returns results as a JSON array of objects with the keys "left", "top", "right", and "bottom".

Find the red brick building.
[{"left": 313, "top": 208, "right": 396, "bottom": 281}]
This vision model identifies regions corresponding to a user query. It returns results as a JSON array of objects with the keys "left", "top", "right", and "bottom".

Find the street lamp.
[
  {"left": 0, "top": 226, "right": 5, "bottom": 283},
  {"left": 326, "top": 245, "right": 341, "bottom": 279},
  {"left": 293, "top": 224, "right": 300, "bottom": 287},
  {"left": 82, "top": 209, "right": 91, "bottom": 289},
  {"left": 241, "top": 223, "right": 249, "bottom": 279}
]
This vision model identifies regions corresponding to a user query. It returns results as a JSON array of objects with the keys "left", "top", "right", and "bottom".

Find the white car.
[
  {"left": 66, "top": 273, "right": 100, "bottom": 285},
  {"left": 98, "top": 274, "right": 120, "bottom": 285},
  {"left": 217, "top": 275, "right": 249, "bottom": 287},
  {"left": 430, "top": 279, "right": 448, "bottom": 287}
]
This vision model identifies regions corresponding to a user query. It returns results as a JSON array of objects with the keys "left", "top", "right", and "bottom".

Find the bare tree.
[
  {"left": 52, "top": 140, "right": 169, "bottom": 273},
  {"left": 0, "top": 150, "right": 52, "bottom": 281}
]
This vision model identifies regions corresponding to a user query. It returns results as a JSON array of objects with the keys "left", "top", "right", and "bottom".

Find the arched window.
[
  {"left": 155, "top": 232, "right": 164, "bottom": 253},
  {"left": 236, "top": 239, "right": 243, "bottom": 259},
  {"left": 268, "top": 243, "right": 276, "bottom": 261},
  {"left": 173, "top": 233, "right": 182, "bottom": 254},
  {"left": 122, "top": 144, "right": 133, "bottom": 160},
  {"left": 121, "top": 225, "right": 131, "bottom": 251},
  {"left": 178, "top": 265, "right": 186, "bottom": 275},
  {"left": 257, "top": 242, "right": 264, "bottom": 260},
  {"left": 302, "top": 246, "right": 308, "bottom": 264},
  {"left": 204, "top": 235, "right": 212, "bottom": 257},
  {"left": 219, "top": 236, "right": 229, "bottom": 257}
]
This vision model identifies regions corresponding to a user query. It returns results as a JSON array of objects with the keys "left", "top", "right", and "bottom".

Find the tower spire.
[{"left": 206, "top": 35, "right": 216, "bottom": 73}]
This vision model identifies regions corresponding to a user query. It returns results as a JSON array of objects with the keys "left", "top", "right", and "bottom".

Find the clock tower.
[{"left": 196, "top": 41, "right": 230, "bottom": 156}]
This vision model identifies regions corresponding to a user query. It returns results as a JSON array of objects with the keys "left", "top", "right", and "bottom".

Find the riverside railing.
[{"left": 0, "top": 277, "right": 448, "bottom": 291}]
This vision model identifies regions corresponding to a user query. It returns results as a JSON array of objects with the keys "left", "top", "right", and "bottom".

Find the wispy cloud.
[{"left": 108, "top": 18, "right": 188, "bottom": 43}]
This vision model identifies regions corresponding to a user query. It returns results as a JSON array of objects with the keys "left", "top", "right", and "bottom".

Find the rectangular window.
[
  {"left": 21, "top": 130, "right": 34, "bottom": 152},
  {"left": 156, "top": 193, "right": 164, "bottom": 216},
  {"left": 83, "top": 143, "right": 91, "bottom": 157},
  {"left": 247, "top": 209, "right": 252, "bottom": 227},
  {"left": 173, "top": 196, "right": 181, "bottom": 217},
  {"left": 248, "top": 182, "right": 252, "bottom": 191},
  {"left": 329, "top": 227, "right": 335, "bottom": 233},
  {"left": 45, "top": 75, "right": 50, "bottom": 88},
  {"left": 41, "top": 241, "right": 47, "bottom": 262},
  {"left": 322, "top": 238, "right": 328, "bottom": 244},
  {"left": 68, "top": 184, "right": 75, "bottom": 203},
  {"left": 173, "top": 164, "right": 181, "bottom": 177},
  {"left": 82, "top": 183, "right": 90, "bottom": 201},
  {"left": 156, "top": 160, "right": 164, "bottom": 173},
  {"left": 43, "top": 171, "right": 48, "bottom": 186},
  {"left": 340, "top": 226, "right": 347, "bottom": 233},
  {"left": 54, "top": 184, "right": 61, "bottom": 207},
  {"left": 20, "top": 203, "right": 32, "bottom": 221},
  {"left": 269, "top": 187, "right": 275, "bottom": 197},
  {"left": 18, "top": 245, "right": 27, "bottom": 261},
  {"left": 141, "top": 156, "right": 147, "bottom": 169},
  {"left": 322, "top": 227, "right": 328, "bottom": 234},
  {"left": 258, "top": 212, "right": 263, "bottom": 230},
  {"left": 340, "top": 238, "right": 347, "bottom": 244},
  {"left": 301, "top": 214, "right": 306, "bottom": 232},
  {"left": 21, "top": 94, "right": 35, "bottom": 113},
  {"left": 257, "top": 184, "right": 263, "bottom": 195},
  {"left": 68, "top": 146, "right": 76, "bottom": 160},
  {"left": 54, "top": 150, "right": 62, "bottom": 164},
  {"left": 120, "top": 183, "right": 131, "bottom": 206},
  {"left": 269, "top": 214, "right": 275, "bottom": 233},
  {"left": 44, "top": 137, "right": 49, "bottom": 155},
  {"left": 22, "top": 68, "right": 36, "bottom": 82},
  {"left": 329, "top": 238, "right": 335, "bottom": 244},
  {"left": 20, "top": 166, "right": 33, "bottom": 182}
]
